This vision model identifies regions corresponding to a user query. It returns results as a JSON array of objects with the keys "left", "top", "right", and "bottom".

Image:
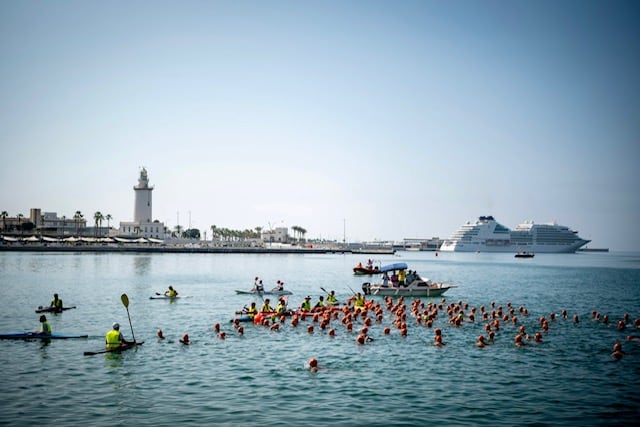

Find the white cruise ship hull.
[
  {"left": 440, "top": 216, "right": 590, "bottom": 253},
  {"left": 439, "top": 240, "right": 588, "bottom": 253}
]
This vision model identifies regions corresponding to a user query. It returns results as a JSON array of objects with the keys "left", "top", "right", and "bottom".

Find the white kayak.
[{"left": 235, "top": 289, "right": 293, "bottom": 296}]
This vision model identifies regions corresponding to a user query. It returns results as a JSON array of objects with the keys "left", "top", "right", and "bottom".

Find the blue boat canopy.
[{"left": 379, "top": 262, "right": 408, "bottom": 273}]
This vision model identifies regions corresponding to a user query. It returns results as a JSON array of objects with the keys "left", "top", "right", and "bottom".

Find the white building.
[
  {"left": 118, "top": 168, "right": 167, "bottom": 239},
  {"left": 261, "top": 227, "right": 289, "bottom": 244}
]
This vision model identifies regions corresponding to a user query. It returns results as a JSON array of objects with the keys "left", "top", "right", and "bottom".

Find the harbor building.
[{"left": 118, "top": 168, "right": 167, "bottom": 239}]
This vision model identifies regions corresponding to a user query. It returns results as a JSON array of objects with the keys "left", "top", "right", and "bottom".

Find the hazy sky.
[{"left": 1, "top": 1, "right": 638, "bottom": 250}]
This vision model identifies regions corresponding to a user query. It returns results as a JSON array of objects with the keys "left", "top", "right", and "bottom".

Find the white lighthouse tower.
[
  {"left": 133, "top": 167, "right": 153, "bottom": 223},
  {"left": 118, "top": 168, "right": 166, "bottom": 240}
]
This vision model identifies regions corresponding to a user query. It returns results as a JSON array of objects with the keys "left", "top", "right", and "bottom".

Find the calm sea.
[{"left": 0, "top": 250, "right": 638, "bottom": 426}]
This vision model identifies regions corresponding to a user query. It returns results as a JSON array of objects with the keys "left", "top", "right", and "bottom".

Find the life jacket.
[
  {"left": 301, "top": 300, "right": 311, "bottom": 311},
  {"left": 276, "top": 303, "right": 286, "bottom": 314},
  {"left": 51, "top": 298, "right": 63, "bottom": 309},
  {"left": 260, "top": 303, "right": 273, "bottom": 313},
  {"left": 105, "top": 329, "right": 122, "bottom": 350},
  {"left": 40, "top": 321, "right": 52, "bottom": 335},
  {"left": 247, "top": 306, "right": 258, "bottom": 318}
]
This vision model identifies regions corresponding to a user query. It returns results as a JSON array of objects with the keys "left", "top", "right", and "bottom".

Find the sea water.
[{"left": 0, "top": 251, "right": 638, "bottom": 426}]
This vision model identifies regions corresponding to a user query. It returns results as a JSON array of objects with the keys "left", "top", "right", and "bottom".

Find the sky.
[{"left": 1, "top": 0, "right": 639, "bottom": 250}]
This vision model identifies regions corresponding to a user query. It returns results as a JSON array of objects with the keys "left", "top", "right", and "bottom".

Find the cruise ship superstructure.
[{"left": 440, "top": 216, "right": 590, "bottom": 253}]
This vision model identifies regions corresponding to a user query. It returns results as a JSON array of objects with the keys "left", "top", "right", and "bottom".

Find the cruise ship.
[{"left": 439, "top": 215, "right": 590, "bottom": 253}]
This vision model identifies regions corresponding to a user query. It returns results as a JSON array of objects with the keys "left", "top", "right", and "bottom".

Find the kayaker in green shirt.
[{"left": 38, "top": 315, "right": 52, "bottom": 336}]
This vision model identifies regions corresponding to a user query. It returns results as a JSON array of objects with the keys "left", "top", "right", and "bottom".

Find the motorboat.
[{"left": 361, "top": 262, "right": 455, "bottom": 298}]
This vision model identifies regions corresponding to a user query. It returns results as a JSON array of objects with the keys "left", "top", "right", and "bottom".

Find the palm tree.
[
  {"left": 61, "top": 215, "right": 66, "bottom": 237},
  {"left": 1, "top": 211, "right": 7, "bottom": 232},
  {"left": 210, "top": 225, "right": 218, "bottom": 241},
  {"left": 93, "top": 211, "right": 103, "bottom": 237},
  {"left": 105, "top": 214, "right": 112, "bottom": 235},
  {"left": 73, "top": 211, "right": 83, "bottom": 237},
  {"left": 174, "top": 224, "right": 183, "bottom": 238},
  {"left": 299, "top": 227, "right": 307, "bottom": 242},
  {"left": 16, "top": 213, "right": 24, "bottom": 235}
]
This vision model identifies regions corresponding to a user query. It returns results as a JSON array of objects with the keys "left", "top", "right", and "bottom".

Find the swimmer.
[
  {"left": 157, "top": 329, "right": 165, "bottom": 339},
  {"left": 308, "top": 358, "right": 319, "bottom": 372},
  {"left": 515, "top": 334, "right": 526, "bottom": 347},
  {"left": 534, "top": 332, "right": 543, "bottom": 343},
  {"left": 179, "top": 333, "right": 191, "bottom": 345},
  {"left": 611, "top": 342, "right": 626, "bottom": 360},
  {"left": 477, "top": 335, "right": 486, "bottom": 348}
]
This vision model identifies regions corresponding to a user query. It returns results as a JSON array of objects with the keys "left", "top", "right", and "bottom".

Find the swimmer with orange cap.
[
  {"left": 179, "top": 333, "right": 191, "bottom": 345},
  {"left": 477, "top": 335, "right": 486, "bottom": 347},
  {"left": 308, "top": 358, "right": 319, "bottom": 372},
  {"left": 611, "top": 342, "right": 626, "bottom": 360}
]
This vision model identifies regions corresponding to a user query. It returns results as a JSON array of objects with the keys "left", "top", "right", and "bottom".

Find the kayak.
[
  {"left": 149, "top": 295, "right": 181, "bottom": 300},
  {"left": 235, "top": 289, "right": 293, "bottom": 296},
  {"left": 83, "top": 341, "right": 144, "bottom": 356},
  {"left": 0, "top": 332, "right": 88, "bottom": 340},
  {"left": 35, "top": 306, "right": 76, "bottom": 314}
]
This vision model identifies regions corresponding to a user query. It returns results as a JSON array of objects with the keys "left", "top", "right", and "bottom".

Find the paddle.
[
  {"left": 121, "top": 293, "right": 137, "bottom": 343},
  {"left": 320, "top": 287, "right": 329, "bottom": 295}
]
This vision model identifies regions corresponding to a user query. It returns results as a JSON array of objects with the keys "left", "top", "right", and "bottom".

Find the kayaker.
[
  {"left": 272, "top": 280, "right": 284, "bottom": 292},
  {"left": 105, "top": 322, "right": 132, "bottom": 350},
  {"left": 300, "top": 296, "right": 312, "bottom": 312},
  {"left": 326, "top": 290, "right": 338, "bottom": 306},
  {"left": 245, "top": 302, "right": 258, "bottom": 319},
  {"left": 314, "top": 296, "right": 325, "bottom": 309},
  {"left": 260, "top": 298, "right": 273, "bottom": 313},
  {"left": 276, "top": 298, "right": 288, "bottom": 315},
  {"left": 257, "top": 280, "right": 264, "bottom": 292},
  {"left": 37, "top": 315, "right": 52, "bottom": 336},
  {"left": 164, "top": 286, "right": 178, "bottom": 297},
  {"left": 50, "top": 293, "right": 63, "bottom": 312}
]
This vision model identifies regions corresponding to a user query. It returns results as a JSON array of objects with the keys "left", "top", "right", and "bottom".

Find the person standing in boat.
[
  {"left": 164, "top": 286, "right": 178, "bottom": 297},
  {"left": 398, "top": 269, "right": 406, "bottom": 287},
  {"left": 382, "top": 272, "right": 390, "bottom": 288},
  {"left": 50, "top": 293, "right": 63, "bottom": 312},
  {"left": 37, "top": 315, "right": 52, "bottom": 336},
  {"left": 105, "top": 322, "right": 132, "bottom": 350}
]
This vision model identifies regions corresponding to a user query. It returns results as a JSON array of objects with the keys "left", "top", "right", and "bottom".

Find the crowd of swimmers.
[
  {"left": 144, "top": 290, "right": 640, "bottom": 368},
  {"left": 38, "top": 287, "right": 639, "bottom": 361}
]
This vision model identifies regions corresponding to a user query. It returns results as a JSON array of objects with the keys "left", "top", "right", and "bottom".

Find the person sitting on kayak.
[
  {"left": 272, "top": 280, "right": 284, "bottom": 292},
  {"left": 276, "top": 298, "right": 288, "bottom": 315},
  {"left": 300, "top": 296, "right": 312, "bottom": 312},
  {"left": 50, "top": 293, "right": 63, "bottom": 312},
  {"left": 164, "top": 286, "right": 178, "bottom": 297},
  {"left": 37, "top": 314, "right": 52, "bottom": 336},
  {"left": 260, "top": 298, "right": 273, "bottom": 313},
  {"left": 326, "top": 290, "right": 338, "bottom": 306},
  {"left": 252, "top": 279, "right": 264, "bottom": 293},
  {"left": 314, "top": 296, "right": 325, "bottom": 310},
  {"left": 105, "top": 322, "right": 132, "bottom": 350},
  {"left": 244, "top": 302, "right": 258, "bottom": 319}
]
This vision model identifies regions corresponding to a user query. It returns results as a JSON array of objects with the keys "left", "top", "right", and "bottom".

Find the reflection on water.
[{"left": 132, "top": 255, "right": 152, "bottom": 275}]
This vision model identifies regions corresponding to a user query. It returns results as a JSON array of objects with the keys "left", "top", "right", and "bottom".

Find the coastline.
[{"left": 0, "top": 243, "right": 394, "bottom": 255}]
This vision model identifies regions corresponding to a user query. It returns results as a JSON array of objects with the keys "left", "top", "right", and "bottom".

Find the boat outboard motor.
[{"left": 362, "top": 282, "right": 371, "bottom": 295}]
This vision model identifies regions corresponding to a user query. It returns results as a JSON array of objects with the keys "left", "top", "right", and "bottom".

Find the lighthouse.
[
  {"left": 118, "top": 168, "right": 166, "bottom": 239},
  {"left": 133, "top": 167, "right": 153, "bottom": 223}
]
